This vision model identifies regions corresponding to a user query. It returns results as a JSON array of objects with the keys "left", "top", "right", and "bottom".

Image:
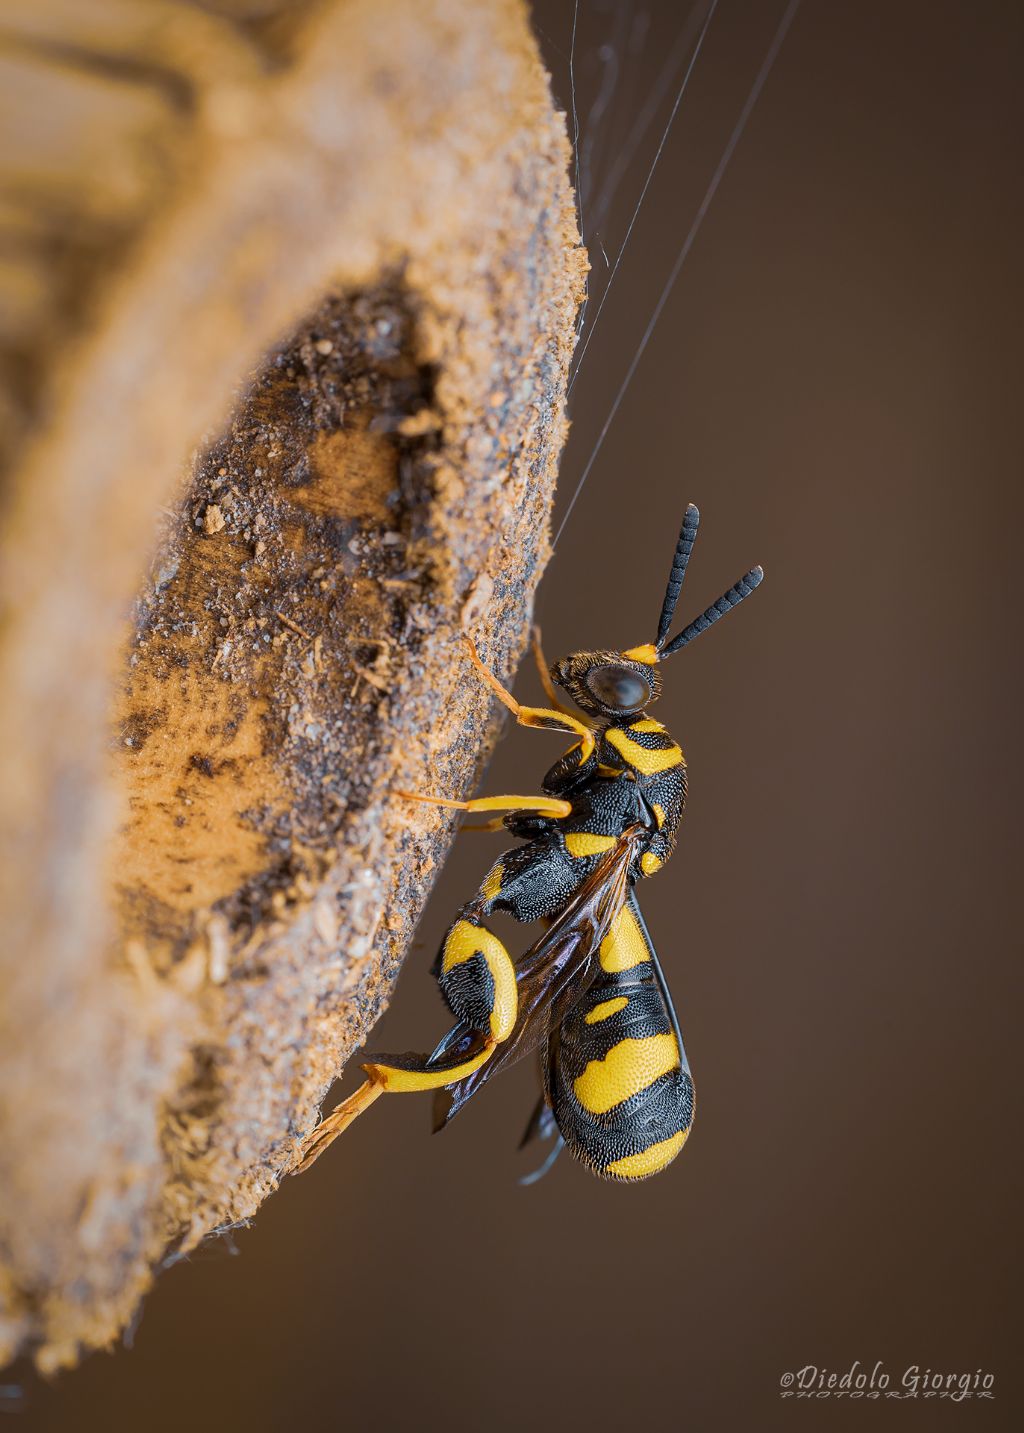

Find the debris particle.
[
  {"left": 203, "top": 504, "right": 226, "bottom": 535},
  {"left": 276, "top": 612, "right": 313, "bottom": 641},
  {"left": 315, "top": 339, "right": 334, "bottom": 355}
]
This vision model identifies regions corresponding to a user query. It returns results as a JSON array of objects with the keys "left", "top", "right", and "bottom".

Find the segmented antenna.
[
  {"left": 656, "top": 503, "right": 700, "bottom": 649},
  {"left": 660, "top": 565, "right": 764, "bottom": 657}
]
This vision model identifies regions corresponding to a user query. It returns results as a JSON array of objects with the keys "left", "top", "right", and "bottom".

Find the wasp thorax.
[{"left": 552, "top": 650, "right": 661, "bottom": 719}]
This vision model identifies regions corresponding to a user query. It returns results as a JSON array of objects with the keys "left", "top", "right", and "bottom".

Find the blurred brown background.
[{"left": 9, "top": 0, "right": 1022, "bottom": 1428}]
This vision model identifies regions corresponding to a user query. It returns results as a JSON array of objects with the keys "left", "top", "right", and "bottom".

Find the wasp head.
[
  {"left": 551, "top": 649, "right": 662, "bottom": 720},
  {"left": 550, "top": 504, "right": 763, "bottom": 720}
]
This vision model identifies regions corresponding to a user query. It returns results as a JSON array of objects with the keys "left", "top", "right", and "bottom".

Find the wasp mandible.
[{"left": 298, "top": 504, "right": 762, "bottom": 1182}]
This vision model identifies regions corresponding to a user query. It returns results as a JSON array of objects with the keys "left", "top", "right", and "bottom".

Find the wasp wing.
[
  {"left": 432, "top": 826, "right": 645, "bottom": 1130},
  {"left": 630, "top": 893, "right": 690, "bottom": 1076}
]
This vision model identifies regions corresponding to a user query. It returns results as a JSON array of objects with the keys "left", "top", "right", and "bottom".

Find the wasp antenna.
[
  {"left": 660, "top": 565, "right": 764, "bottom": 657},
  {"left": 656, "top": 503, "right": 700, "bottom": 649}
]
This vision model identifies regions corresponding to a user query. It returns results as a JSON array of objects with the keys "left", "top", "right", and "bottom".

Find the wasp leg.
[
  {"left": 427, "top": 1021, "right": 478, "bottom": 1064},
  {"left": 355, "top": 854, "right": 549, "bottom": 1097},
  {"left": 462, "top": 835, "right": 583, "bottom": 927},
  {"left": 295, "top": 1025, "right": 501, "bottom": 1174},
  {"left": 517, "top": 1088, "right": 566, "bottom": 1183},
  {"left": 530, "top": 625, "right": 576, "bottom": 716},
  {"left": 519, "top": 1090, "right": 559, "bottom": 1148},
  {"left": 294, "top": 1076, "right": 386, "bottom": 1173},
  {"left": 396, "top": 790, "right": 571, "bottom": 820},
  {"left": 296, "top": 837, "right": 582, "bottom": 1175},
  {"left": 520, "top": 1134, "right": 566, "bottom": 1186},
  {"left": 295, "top": 889, "right": 523, "bottom": 1173},
  {"left": 461, "top": 634, "right": 595, "bottom": 762}
]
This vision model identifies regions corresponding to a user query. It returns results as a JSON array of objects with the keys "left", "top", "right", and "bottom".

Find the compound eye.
[{"left": 585, "top": 664, "right": 650, "bottom": 710}]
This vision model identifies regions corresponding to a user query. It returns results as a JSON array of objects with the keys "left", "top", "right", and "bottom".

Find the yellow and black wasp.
[{"left": 298, "top": 503, "right": 762, "bottom": 1182}]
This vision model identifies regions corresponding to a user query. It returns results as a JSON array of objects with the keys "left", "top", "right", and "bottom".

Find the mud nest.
[{"left": 0, "top": 0, "right": 585, "bottom": 1372}]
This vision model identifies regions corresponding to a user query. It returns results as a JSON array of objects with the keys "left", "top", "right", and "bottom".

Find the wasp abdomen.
[{"left": 547, "top": 897, "right": 695, "bottom": 1181}]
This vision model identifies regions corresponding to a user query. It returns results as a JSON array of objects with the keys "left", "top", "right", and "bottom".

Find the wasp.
[{"left": 298, "top": 504, "right": 762, "bottom": 1182}]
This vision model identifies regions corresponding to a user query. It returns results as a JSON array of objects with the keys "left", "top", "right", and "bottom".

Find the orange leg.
[
  {"left": 295, "top": 1023, "right": 506, "bottom": 1173},
  {"left": 295, "top": 1030, "right": 499, "bottom": 1172},
  {"left": 531, "top": 624, "right": 577, "bottom": 716},
  {"left": 294, "top": 1076, "right": 385, "bottom": 1173},
  {"left": 461, "top": 633, "right": 595, "bottom": 761},
  {"left": 395, "top": 790, "right": 572, "bottom": 819}
]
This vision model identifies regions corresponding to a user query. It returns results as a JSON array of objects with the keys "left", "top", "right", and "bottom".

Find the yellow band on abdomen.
[
  {"left": 599, "top": 905, "right": 650, "bottom": 973},
  {"left": 584, "top": 995, "right": 629, "bottom": 1025},
  {"left": 606, "top": 1128, "right": 689, "bottom": 1180},
  {"left": 572, "top": 1033, "right": 679, "bottom": 1115}
]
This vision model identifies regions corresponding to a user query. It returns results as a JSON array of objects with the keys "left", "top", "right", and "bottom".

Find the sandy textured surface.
[{"left": 0, "top": 0, "right": 584, "bottom": 1370}]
